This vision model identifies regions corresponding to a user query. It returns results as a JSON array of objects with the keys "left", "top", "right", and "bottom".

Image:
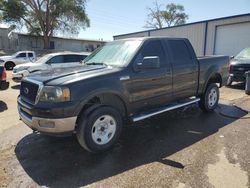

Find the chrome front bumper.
[{"left": 18, "top": 105, "right": 77, "bottom": 134}]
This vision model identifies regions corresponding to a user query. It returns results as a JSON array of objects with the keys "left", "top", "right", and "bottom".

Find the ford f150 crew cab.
[{"left": 18, "top": 37, "right": 229, "bottom": 152}]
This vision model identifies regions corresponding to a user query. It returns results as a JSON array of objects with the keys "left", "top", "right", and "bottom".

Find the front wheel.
[
  {"left": 199, "top": 83, "right": 219, "bottom": 112},
  {"left": 76, "top": 106, "right": 123, "bottom": 153},
  {"left": 5, "top": 61, "right": 15, "bottom": 70}
]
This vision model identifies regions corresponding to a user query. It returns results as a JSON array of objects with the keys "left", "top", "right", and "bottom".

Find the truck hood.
[
  {"left": 15, "top": 62, "right": 38, "bottom": 68},
  {"left": 0, "top": 55, "right": 12, "bottom": 61},
  {"left": 26, "top": 65, "right": 120, "bottom": 85},
  {"left": 231, "top": 58, "right": 250, "bottom": 65}
]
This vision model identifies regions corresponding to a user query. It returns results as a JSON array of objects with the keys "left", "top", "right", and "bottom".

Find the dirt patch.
[
  {"left": 0, "top": 146, "right": 15, "bottom": 187},
  {"left": 206, "top": 148, "right": 248, "bottom": 188}
]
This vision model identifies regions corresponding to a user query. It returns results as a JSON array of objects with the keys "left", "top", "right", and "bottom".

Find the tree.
[
  {"left": 161, "top": 3, "right": 189, "bottom": 27},
  {"left": 0, "top": 0, "right": 90, "bottom": 49},
  {"left": 145, "top": 1, "right": 188, "bottom": 29},
  {"left": 144, "top": 1, "right": 164, "bottom": 29}
]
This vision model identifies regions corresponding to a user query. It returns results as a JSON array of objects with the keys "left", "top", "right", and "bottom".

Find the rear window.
[
  {"left": 168, "top": 40, "right": 192, "bottom": 61},
  {"left": 28, "top": 53, "right": 34, "bottom": 57}
]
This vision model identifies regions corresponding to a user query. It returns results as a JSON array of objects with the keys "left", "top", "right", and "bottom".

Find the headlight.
[
  {"left": 0, "top": 59, "right": 4, "bottom": 63},
  {"left": 39, "top": 86, "right": 71, "bottom": 102}
]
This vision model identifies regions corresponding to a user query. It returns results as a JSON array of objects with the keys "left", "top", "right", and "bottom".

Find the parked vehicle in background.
[
  {"left": 0, "top": 51, "right": 36, "bottom": 70},
  {"left": 0, "top": 66, "right": 9, "bottom": 90},
  {"left": 12, "top": 52, "right": 90, "bottom": 83},
  {"left": 18, "top": 37, "right": 229, "bottom": 153},
  {"left": 227, "top": 47, "right": 250, "bottom": 86}
]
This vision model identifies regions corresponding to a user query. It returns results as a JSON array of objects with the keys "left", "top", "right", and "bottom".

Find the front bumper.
[
  {"left": 18, "top": 97, "right": 77, "bottom": 134},
  {"left": 12, "top": 71, "right": 29, "bottom": 83},
  {"left": 228, "top": 73, "right": 245, "bottom": 82}
]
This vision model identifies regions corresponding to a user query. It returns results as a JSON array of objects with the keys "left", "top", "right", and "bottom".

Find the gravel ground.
[{"left": 0, "top": 71, "right": 250, "bottom": 188}]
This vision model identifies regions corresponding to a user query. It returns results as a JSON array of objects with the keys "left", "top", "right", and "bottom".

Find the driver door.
[
  {"left": 47, "top": 55, "right": 64, "bottom": 69},
  {"left": 129, "top": 39, "right": 173, "bottom": 110}
]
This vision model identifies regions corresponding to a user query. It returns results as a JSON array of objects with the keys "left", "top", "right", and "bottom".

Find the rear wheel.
[
  {"left": 5, "top": 62, "right": 15, "bottom": 70},
  {"left": 199, "top": 83, "right": 219, "bottom": 112},
  {"left": 76, "top": 106, "right": 123, "bottom": 153}
]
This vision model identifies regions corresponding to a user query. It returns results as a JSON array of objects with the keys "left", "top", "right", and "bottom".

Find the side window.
[
  {"left": 28, "top": 53, "right": 33, "bottom": 58},
  {"left": 64, "top": 55, "right": 83, "bottom": 63},
  {"left": 135, "top": 40, "right": 166, "bottom": 66},
  {"left": 16, "top": 53, "right": 26, "bottom": 58},
  {"left": 48, "top": 55, "right": 64, "bottom": 64},
  {"left": 168, "top": 40, "right": 192, "bottom": 62},
  {"left": 81, "top": 55, "right": 88, "bottom": 60}
]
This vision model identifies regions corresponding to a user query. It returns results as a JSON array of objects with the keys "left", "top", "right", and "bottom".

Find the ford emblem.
[{"left": 24, "top": 87, "right": 29, "bottom": 94}]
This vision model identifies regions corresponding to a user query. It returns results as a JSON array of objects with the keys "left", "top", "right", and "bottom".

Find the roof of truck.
[
  {"left": 118, "top": 36, "right": 188, "bottom": 41},
  {"left": 42, "top": 51, "right": 91, "bottom": 57}
]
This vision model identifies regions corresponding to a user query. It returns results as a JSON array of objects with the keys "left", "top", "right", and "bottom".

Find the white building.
[
  {"left": 0, "top": 28, "right": 105, "bottom": 53},
  {"left": 114, "top": 13, "right": 250, "bottom": 56}
]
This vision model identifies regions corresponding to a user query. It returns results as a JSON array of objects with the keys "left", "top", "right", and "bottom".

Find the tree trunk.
[{"left": 43, "top": 35, "right": 50, "bottom": 49}]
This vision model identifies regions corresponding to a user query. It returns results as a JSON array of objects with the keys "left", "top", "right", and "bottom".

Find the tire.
[
  {"left": 5, "top": 62, "right": 15, "bottom": 70},
  {"left": 76, "top": 106, "right": 123, "bottom": 153},
  {"left": 199, "top": 83, "right": 219, "bottom": 112}
]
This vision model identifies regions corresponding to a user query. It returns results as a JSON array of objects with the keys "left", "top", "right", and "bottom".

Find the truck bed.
[{"left": 197, "top": 55, "right": 230, "bottom": 94}]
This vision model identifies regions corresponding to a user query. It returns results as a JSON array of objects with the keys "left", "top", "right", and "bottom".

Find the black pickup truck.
[
  {"left": 18, "top": 37, "right": 229, "bottom": 152},
  {"left": 0, "top": 66, "right": 9, "bottom": 90}
]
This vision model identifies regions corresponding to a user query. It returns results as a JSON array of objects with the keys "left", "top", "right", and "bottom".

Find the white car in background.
[
  {"left": 0, "top": 51, "right": 36, "bottom": 70},
  {"left": 12, "top": 52, "right": 90, "bottom": 82}
]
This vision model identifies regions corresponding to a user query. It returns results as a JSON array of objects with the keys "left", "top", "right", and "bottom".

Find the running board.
[{"left": 132, "top": 97, "right": 200, "bottom": 122}]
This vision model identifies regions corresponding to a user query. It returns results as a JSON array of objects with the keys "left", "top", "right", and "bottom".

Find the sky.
[{"left": 77, "top": 0, "right": 250, "bottom": 41}]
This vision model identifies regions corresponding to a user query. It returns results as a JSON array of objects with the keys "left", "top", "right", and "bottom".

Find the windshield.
[
  {"left": 35, "top": 54, "right": 52, "bottom": 64},
  {"left": 11, "top": 52, "right": 19, "bottom": 57},
  {"left": 84, "top": 40, "right": 143, "bottom": 67},
  {"left": 235, "top": 48, "right": 250, "bottom": 60}
]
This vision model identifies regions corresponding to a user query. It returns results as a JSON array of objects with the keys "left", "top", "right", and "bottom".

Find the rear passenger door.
[
  {"left": 28, "top": 52, "right": 35, "bottom": 62},
  {"left": 167, "top": 39, "right": 198, "bottom": 100}
]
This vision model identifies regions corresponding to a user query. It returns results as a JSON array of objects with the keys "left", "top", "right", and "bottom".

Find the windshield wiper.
[{"left": 85, "top": 62, "right": 108, "bottom": 66}]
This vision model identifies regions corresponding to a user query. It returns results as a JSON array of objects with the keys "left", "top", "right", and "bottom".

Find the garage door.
[{"left": 214, "top": 22, "right": 250, "bottom": 56}]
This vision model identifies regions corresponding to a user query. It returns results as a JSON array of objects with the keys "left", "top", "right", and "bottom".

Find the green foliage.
[
  {"left": 161, "top": 3, "right": 189, "bottom": 27},
  {"left": 0, "top": 0, "right": 26, "bottom": 23},
  {"left": 0, "top": 0, "right": 90, "bottom": 48},
  {"left": 145, "top": 1, "right": 188, "bottom": 29}
]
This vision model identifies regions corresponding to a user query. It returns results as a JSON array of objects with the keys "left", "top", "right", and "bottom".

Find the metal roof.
[{"left": 113, "top": 13, "right": 250, "bottom": 38}]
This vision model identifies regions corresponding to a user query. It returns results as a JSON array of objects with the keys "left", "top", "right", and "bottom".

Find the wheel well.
[
  {"left": 5, "top": 61, "right": 15, "bottom": 68},
  {"left": 207, "top": 73, "right": 222, "bottom": 88},
  {"left": 76, "top": 93, "right": 127, "bottom": 124},
  {"left": 5, "top": 61, "right": 15, "bottom": 65}
]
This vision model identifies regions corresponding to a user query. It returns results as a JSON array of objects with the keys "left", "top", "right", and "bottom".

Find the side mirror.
[
  {"left": 137, "top": 56, "right": 160, "bottom": 70},
  {"left": 46, "top": 61, "right": 52, "bottom": 65}
]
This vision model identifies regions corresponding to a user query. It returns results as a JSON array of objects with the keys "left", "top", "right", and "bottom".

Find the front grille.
[
  {"left": 20, "top": 81, "right": 39, "bottom": 103},
  {"left": 231, "top": 65, "right": 250, "bottom": 74}
]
